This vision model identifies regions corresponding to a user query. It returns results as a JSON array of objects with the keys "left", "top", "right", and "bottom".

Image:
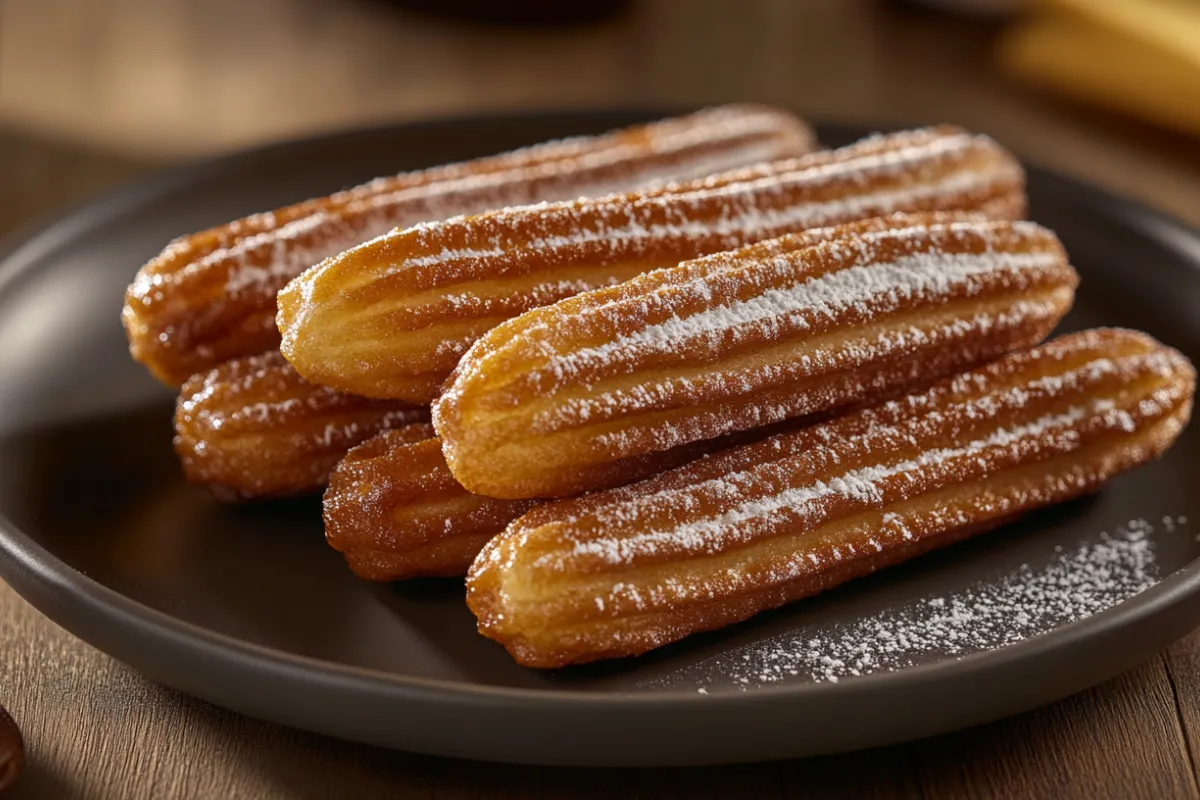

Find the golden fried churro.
[
  {"left": 435, "top": 216, "right": 1077, "bottom": 499},
  {"left": 126, "top": 105, "right": 815, "bottom": 385},
  {"left": 325, "top": 434, "right": 537, "bottom": 580},
  {"left": 278, "top": 127, "right": 1026, "bottom": 401},
  {"left": 467, "top": 329, "right": 1196, "bottom": 667},
  {"left": 175, "top": 351, "right": 430, "bottom": 500},
  {"left": 323, "top": 418, "right": 814, "bottom": 580}
]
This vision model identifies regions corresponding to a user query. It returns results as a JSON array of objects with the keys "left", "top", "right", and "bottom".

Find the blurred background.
[{"left": 1, "top": 0, "right": 1198, "bottom": 233}]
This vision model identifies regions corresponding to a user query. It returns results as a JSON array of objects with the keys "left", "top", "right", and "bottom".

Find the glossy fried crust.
[
  {"left": 277, "top": 127, "right": 1026, "bottom": 401},
  {"left": 125, "top": 105, "right": 815, "bottom": 385},
  {"left": 323, "top": 419, "right": 809, "bottom": 581},
  {"left": 467, "top": 329, "right": 1196, "bottom": 668},
  {"left": 324, "top": 434, "right": 538, "bottom": 580},
  {"left": 174, "top": 351, "right": 431, "bottom": 500},
  {"left": 434, "top": 215, "right": 1078, "bottom": 499}
]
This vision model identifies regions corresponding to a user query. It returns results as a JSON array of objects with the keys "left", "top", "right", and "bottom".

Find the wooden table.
[{"left": 2, "top": 1, "right": 1199, "bottom": 796}]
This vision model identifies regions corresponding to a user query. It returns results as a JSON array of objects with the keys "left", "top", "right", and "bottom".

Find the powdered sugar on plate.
[{"left": 640, "top": 518, "right": 1186, "bottom": 692}]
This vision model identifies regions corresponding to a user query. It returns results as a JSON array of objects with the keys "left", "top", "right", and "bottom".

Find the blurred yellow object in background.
[{"left": 1000, "top": 0, "right": 1200, "bottom": 136}]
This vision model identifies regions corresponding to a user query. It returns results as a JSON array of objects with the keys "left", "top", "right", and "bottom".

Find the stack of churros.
[
  {"left": 157, "top": 106, "right": 817, "bottom": 498},
  {"left": 124, "top": 107, "right": 1195, "bottom": 669}
]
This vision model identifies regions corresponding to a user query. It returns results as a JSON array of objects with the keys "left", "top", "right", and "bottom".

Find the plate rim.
[{"left": 2, "top": 109, "right": 1200, "bottom": 760}]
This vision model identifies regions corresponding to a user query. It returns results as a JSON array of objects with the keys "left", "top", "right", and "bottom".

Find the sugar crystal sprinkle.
[{"left": 643, "top": 518, "right": 1175, "bottom": 693}]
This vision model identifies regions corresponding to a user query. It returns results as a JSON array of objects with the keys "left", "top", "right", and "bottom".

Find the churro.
[
  {"left": 175, "top": 351, "right": 430, "bottom": 499},
  {"left": 467, "top": 329, "right": 1195, "bottom": 667},
  {"left": 278, "top": 127, "right": 1025, "bottom": 401},
  {"left": 435, "top": 215, "right": 1076, "bottom": 499},
  {"left": 126, "top": 105, "right": 815, "bottom": 384}
]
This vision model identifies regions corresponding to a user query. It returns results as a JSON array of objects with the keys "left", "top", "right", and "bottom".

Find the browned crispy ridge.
[
  {"left": 278, "top": 127, "right": 1026, "bottom": 401},
  {"left": 124, "top": 106, "right": 815, "bottom": 385},
  {"left": 467, "top": 329, "right": 1196, "bottom": 668},
  {"left": 175, "top": 351, "right": 431, "bottom": 500},
  {"left": 325, "top": 434, "right": 537, "bottom": 580},
  {"left": 434, "top": 215, "right": 1078, "bottom": 499},
  {"left": 323, "top": 416, "right": 820, "bottom": 581}
]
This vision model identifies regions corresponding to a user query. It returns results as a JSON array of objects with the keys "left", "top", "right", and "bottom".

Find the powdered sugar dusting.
[
  {"left": 392, "top": 143, "right": 1013, "bottom": 275},
  {"left": 221, "top": 213, "right": 372, "bottom": 294},
  {"left": 214, "top": 107, "right": 810, "bottom": 293},
  {"left": 554, "top": 402, "right": 1092, "bottom": 569},
  {"left": 548, "top": 248, "right": 1060, "bottom": 380},
  {"left": 641, "top": 519, "right": 1174, "bottom": 692}
]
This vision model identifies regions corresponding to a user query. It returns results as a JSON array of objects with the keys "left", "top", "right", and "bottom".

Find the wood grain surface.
[
  {"left": 1, "top": 0, "right": 1199, "bottom": 797},
  {"left": 0, "top": 698, "right": 21, "bottom": 796}
]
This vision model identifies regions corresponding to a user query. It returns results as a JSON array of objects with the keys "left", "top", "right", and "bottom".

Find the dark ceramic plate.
[{"left": 0, "top": 112, "right": 1198, "bottom": 767}]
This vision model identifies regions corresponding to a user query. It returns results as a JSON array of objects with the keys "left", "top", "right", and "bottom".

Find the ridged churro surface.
[
  {"left": 279, "top": 127, "right": 1025, "bottom": 401},
  {"left": 325, "top": 434, "right": 538, "bottom": 580},
  {"left": 435, "top": 215, "right": 1076, "bottom": 499},
  {"left": 467, "top": 329, "right": 1195, "bottom": 667},
  {"left": 126, "top": 105, "right": 815, "bottom": 384},
  {"left": 175, "top": 351, "right": 430, "bottom": 499},
  {"left": 324, "top": 419, "right": 807, "bottom": 580}
]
